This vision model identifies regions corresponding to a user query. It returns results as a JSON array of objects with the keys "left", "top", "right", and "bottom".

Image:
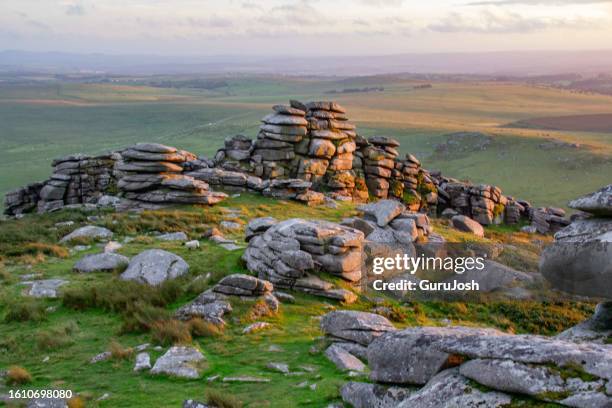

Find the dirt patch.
[{"left": 507, "top": 113, "right": 612, "bottom": 133}]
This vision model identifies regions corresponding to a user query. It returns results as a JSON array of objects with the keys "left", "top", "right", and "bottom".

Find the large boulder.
[
  {"left": 59, "top": 226, "right": 113, "bottom": 243},
  {"left": 444, "top": 260, "right": 533, "bottom": 293},
  {"left": 120, "top": 249, "right": 189, "bottom": 286},
  {"left": 358, "top": 200, "right": 405, "bottom": 227},
  {"left": 150, "top": 346, "right": 204, "bottom": 378},
  {"left": 540, "top": 218, "right": 612, "bottom": 298},
  {"left": 73, "top": 253, "right": 129, "bottom": 273},
  {"left": 451, "top": 215, "right": 484, "bottom": 238},
  {"left": 568, "top": 184, "right": 612, "bottom": 216},
  {"left": 320, "top": 310, "right": 395, "bottom": 346}
]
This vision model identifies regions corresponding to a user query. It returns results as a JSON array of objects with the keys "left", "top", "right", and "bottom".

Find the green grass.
[{"left": 0, "top": 194, "right": 595, "bottom": 407}]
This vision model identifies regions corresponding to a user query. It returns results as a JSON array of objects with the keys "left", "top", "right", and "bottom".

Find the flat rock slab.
[
  {"left": 243, "top": 322, "right": 272, "bottom": 334},
  {"left": 26, "top": 399, "right": 68, "bottom": 408},
  {"left": 569, "top": 184, "right": 612, "bottom": 216},
  {"left": 222, "top": 376, "right": 271, "bottom": 383},
  {"left": 451, "top": 215, "right": 484, "bottom": 237},
  {"left": 219, "top": 243, "right": 243, "bottom": 251},
  {"left": 73, "top": 252, "right": 129, "bottom": 273},
  {"left": 120, "top": 249, "right": 189, "bottom": 286},
  {"left": 60, "top": 226, "right": 113, "bottom": 243},
  {"left": 325, "top": 344, "right": 366, "bottom": 372},
  {"left": 157, "top": 232, "right": 188, "bottom": 241},
  {"left": 321, "top": 310, "right": 396, "bottom": 346},
  {"left": 23, "top": 279, "right": 68, "bottom": 298},
  {"left": 341, "top": 382, "right": 414, "bottom": 408},
  {"left": 134, "top": 352, "right": 151, "bottom": 372},
  {"left": 358, "top": 200, "right": 405, "bottom": 227},
  {"left": 150, "top": 346, "right": 204, "bottom": 379},
  {"left": 396, "top": 368, "right": 512, "bottom": 408}
]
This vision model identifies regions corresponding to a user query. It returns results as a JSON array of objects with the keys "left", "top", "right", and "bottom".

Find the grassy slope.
[
  {"left": 0, "top": 78, "right": 611, "bottom": 208},
  {"left": 0, "top": 194, "right": 593, "bottom": 407}
]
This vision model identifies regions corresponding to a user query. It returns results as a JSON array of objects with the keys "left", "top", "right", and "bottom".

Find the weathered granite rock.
[
  {"left": 451, "top": 215, "right": 484, "bottom": 237},
  {"left": 134, "top": 352, "right": 151, "bottom": 372},
  {"left": 157, "top": 232, "right": 188, "bottom": 242},
  {"left": 368, "top": 325, "right": 612, "bottom": 389},
  {"left": 556, "top": 302, "right": 612, "bottom": 344},
  {"left": 569, "top": 184, "right": 612, "bottom": 216},
  {"left": 325, "top": 344, "right": 366, "bottom": 372},
  {"left": 320, "top": 310, "right": 396, "bottom": 346},
  {"left": 175, "top": 292, "right": 233, "bottom": 326},
  {"left": 396, "top": 368, "right": 512, "bottom": 408},
  {"left": 460, "top": 358, "right": 611, "bottom": 407},
  {"left": 120, "top": 249, "right": 189, "bottom": 286},
  {"left": 150, "top": 346, "right": 205, "bottom": 378},
  {"left": 359, "top": 200, "right": 405, "bottom": 227},
  {"left": 213, "top": 274, "right": 273, "bottom": 297},
  {"left": 243, "top": 218, "right": 363, "bottom": 301},
  {"left": 73, "top": 252, "right": 129, "bottom": 273},
  {"left": 60, "top": 226, "right": 113, "bottom": 243},
  {"left": 443, "top": 260, "right": 533, "bottom": 293},
  {"left": 341, "top": 382, "right": 413, "bottom": 408},
  {"left": 540, "top": 218, "right": 612, "bottom": 298},
  {"left": 23, "top": 279, "right": 68, "bottom": 298}
]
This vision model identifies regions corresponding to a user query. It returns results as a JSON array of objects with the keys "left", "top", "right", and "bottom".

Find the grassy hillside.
[
  {"left": 0, "top": 194, "right": 592, "bottom": 407},
  {"left": 1, "top": 77, "right": 611, "bottom": 208}
]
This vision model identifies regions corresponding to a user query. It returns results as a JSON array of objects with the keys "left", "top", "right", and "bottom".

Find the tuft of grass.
[
  {"left": 243, "top": 299, "right": 275, "bottom": 322},
  {"left": 121, "top": 301, "right": 171, "bottom": 333},
  {"left": 109, "top": 340, "right": 134, "bottom": 360},
  {"left": 150, "top": 319, "right": 192, "bottom": 346},
  {"left": 206, "top": 389, "right": 243, "bottom": 408},
  {"left": 36, "top": 321, "right": 78, "bottom": 350},
  {"left": 188, "top": 318, "right": 223, "bottom": 338},
  {"left": 6, "top": 365, "right": 32, "bottom": 385},
  {"left": 4, "top": 298, "right": 47, "bottom": 322}
]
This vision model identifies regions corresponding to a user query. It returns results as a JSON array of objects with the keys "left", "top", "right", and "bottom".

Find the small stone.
[
  {"left": 243, "top": 322, "right": 272, "bottom": 334},
  {"left": 133, "top": 352, "right": 151, "bottom": 372},
  {"left": 266, "top": 362, "right": 289, "bottom": 374}
]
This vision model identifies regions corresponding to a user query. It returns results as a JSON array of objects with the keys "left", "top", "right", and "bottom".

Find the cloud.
[
  {"left": 428, "top": 10, "right": 603, "bottom": 33},
  {"left": 241, "top": 2, "right": 262, "bottom": 10},
  {"left": 65, "top": 2, "right": 86, "bottom": 16},
  {"left": 465, "top": 0, "right": 612, "bottom": 5},
  {"left": 356, "top": 0, "right": 404, "bottom": 6},
  {"left": 187, "top": 16, "right": 233, "bottom": 28}
]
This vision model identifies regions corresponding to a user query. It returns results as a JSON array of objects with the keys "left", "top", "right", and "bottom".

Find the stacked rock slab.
[
  {"left": 242, "top": 218, "right": 363, "bottom": 302},
  {"left": 4, "top": 182, "right": 43, "bottom": 215},
  {"left": 214, "top": 134, "right": 254, "bottom": 173},
  {"left": 254, "top": 103, "right": 307, "bottom": 179},
  {"left": 116, "top": 143, "right": 227, "bottom": 206},
  {"left": 530, "top": 206, "right": 571, "bottom": 234},
  {"left": 299, "top": 101, "right": 359, "bottom": 200},
  {"left": 359, "top": 136, "right": 400, "bottom": 199}
]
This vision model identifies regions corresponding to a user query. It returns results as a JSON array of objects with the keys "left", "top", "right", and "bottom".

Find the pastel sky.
[{"left": 1, "top": 0, "right": 612, "bottom": 55}]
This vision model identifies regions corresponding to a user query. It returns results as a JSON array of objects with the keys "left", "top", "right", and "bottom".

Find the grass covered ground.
[
  {"left": 0, "top": 193, "right": 594, "bottom": 407},
  {"left": 1, "top": 76, "right": 611, "bottom": 208}
]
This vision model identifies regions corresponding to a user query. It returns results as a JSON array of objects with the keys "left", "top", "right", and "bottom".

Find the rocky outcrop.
[
  {"left": 120, "top": 249, "right": 189, "bottom": 286},
  {"left": 340, "top": 382, "right": 413, "bottom": 408},
  {"left": 242, "top": 218, "right": 363, "bottom": 302},
  {"left": 569, "top": 184, "right": 612, "bottom": 216},
  {"left": 363, "top": 325, "right": 612, "bottom": 407},
  {"left": 116, "top": 143, "right": 227, "bottom": 207}
]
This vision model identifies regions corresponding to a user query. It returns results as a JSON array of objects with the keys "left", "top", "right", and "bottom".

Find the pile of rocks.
[
  {"left": 5, "top": 153, "right": 118, "bottom": 215},
  {"left": 176, "top": 274, "right": 278, "bottom": 326},
  {"left": 214, "top": 134, "right": 253, "bottom": 172},
  {"left": 437, "top": 181, "right": 508, "bottom": 225},
  {"left": 391, "top": 154, "right": 437, "bottom": 211},
  {"left": 242, "top": 218, "right": 363, "bottom": 302},
  {"left": 4, "top": 182, "right": 44, "bottom": 215},
  {"left": 116, "top": 143, "right": 227, "bottom": 206},
  {"left": 529, "top": 206, "right": 571, "bottom": 234},
  {"left": 261, "top": 178, "right": 324, "bottom": 206},
  {"left": 360, "top": 136, "right": 400, "bottom": 199},
  {"left": 187, "top": 167, "right": 264, "bottom": 192},
  {"left": 339, "top": 325, "right": 612, "bottom": 408},
  {"left": 253, "top": 103, "right": 307, "bottom": 179}
]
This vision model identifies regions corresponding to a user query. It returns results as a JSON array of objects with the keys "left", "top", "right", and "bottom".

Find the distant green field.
[{"left": 1, "top": 77, "right": 611, "bottom": 208}]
